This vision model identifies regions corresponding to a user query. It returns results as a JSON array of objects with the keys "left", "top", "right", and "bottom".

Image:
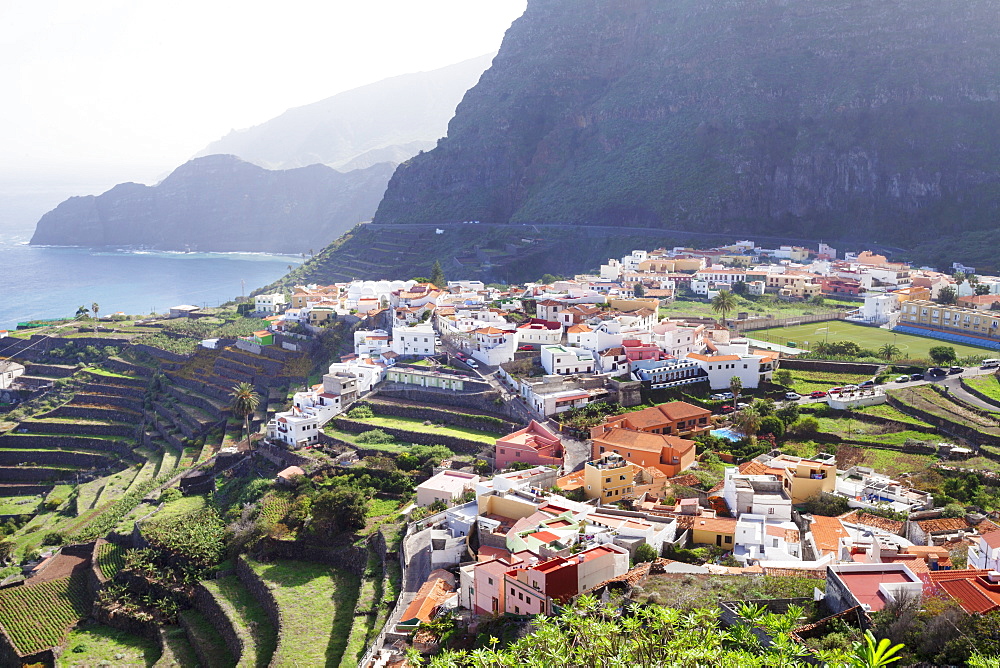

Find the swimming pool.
[{"left": 711, "top": 428, "right": 743, "bottom": 442}]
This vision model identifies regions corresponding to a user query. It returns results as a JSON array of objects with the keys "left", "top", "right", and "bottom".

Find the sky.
[{"left": 0, "top": 1, "right": 527, "bottom": 188}]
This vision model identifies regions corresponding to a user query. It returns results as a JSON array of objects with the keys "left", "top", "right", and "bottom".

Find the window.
[
  {"left": 768, "top": 508, "right": 774, "bottom": 515},
  {"left": 515, "top": 606, "right": 520, "bottom": 614},
  {"left": 510, "top": 588, "right": 515, "bottom": 595},
  {"left": 773, "top": 539, "right": 779, "bottom": 548},
  {"left": 724, "top": 536, "right": 732, "bottom": 544},
  {"left": 488, "top": 578, "right": 493, "bottom": 585}
]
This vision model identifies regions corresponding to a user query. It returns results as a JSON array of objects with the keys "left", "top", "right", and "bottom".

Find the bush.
[
  {"left": 633, "top": 543, "right": 658, "bottom": 563},
  {"left": 792, "top": 417, "right": 820, "bottom": 435},
  {"left": 355, "top": 429, "right": 396, "bottom": 445},
  {"left": 159, "top": 488, "right": 182, "bottom": 504},
  {"left": 346, "top": 405, "right": 375, "bottom": 419},
  {"left": 801, "top": 492, "right": 850, "bottom": 517},
  {"left": 42, "top": 532, "right": 65, "bottom": 546},
  {"left": 942, "top": 503, "right": 966, "bottom": 518},
  {"left": 758, "top": 415, "right": 785, "bottom": 439}
]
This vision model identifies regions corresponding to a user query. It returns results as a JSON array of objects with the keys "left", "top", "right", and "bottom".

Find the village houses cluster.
[{"left": 239, "top": 240, "right": 1000, "bottom": 645}]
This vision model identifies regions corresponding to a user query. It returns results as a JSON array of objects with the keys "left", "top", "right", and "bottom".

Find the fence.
[{"left": 735, "top": 312, "right": 847, "bottom": 333}]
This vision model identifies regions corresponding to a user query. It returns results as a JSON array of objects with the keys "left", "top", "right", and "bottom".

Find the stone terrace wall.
[
  {"left": 0, "top": 434, "right": 135, "bottom": 457},
  {"left": 192, "top": 583, "right": 245, "bottom": 665},
  {"left": 329, "top": 417, "right": 489, "bottom": 454},
  {"left": 21, "top": 363, "right": 77, "bottom": 378},
  {"left": 778, "top": 359, "right": 881, "bottom": 375},
  {"left": 131, "top": 343, "right": 193, "bottom": 364},
  {"left": 19, "top": 420, "right": 136, "bottom": 438},
  {"left": 73, "top": 394, "right": 144, "bottom": 412},
  {"left": 45, "top": 405, "right": 141, "bottom": 423},
  {"left": 360, "top": 399, "right": 515, "bottom": 434},
  {"left": 0, "top": 483, "right": 52, "bottom": 496},
  {"left": 235, "top": 557, "right": 282, "bottom": 648},
  {"left": 377, "top": 386, "right": 518, "bottom": 420}
]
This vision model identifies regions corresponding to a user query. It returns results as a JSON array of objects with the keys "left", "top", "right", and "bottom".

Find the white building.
[
  {"left": 540, "top": 345, "right": 595, "bottom": 376},
  {"left": 354, "top": 329, "right": 392, "bottom": 358},
  {"left": 267, "top": 371, "right": 358, "bottom": 449},
  {"left": 968, "top": 526, "right": 1000, "bottom": 571},
  {"left": 686, "top": 340, "right": 779, "bottom": 390},
  {"left": 416, "top": 470, "right": 480, "bottom": 507},
  {"left": 859, "top": 293, "right": 899, "bottom": 325},
  {"left": 650, "top": 321, "right": 705, "bottom": 358},
  {"left": 254, "top": 293, "right": 286, "bottom": 315},
  {"left": 391, "top": 324, "right": 436, "bottom": 356},
  {"left": 0, "top": 360, "right": 25, "bottom": 390},
  {"left": 734, "top": 514, "right": 803, "bottom": 564}
]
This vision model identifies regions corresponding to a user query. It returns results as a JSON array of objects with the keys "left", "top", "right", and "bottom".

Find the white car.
[
  {"left": 785, "top": 392, "right": 801, "bottom": 401},
  {"left": 434, "top": 338, "right": 442, "bottom": 346},
  {"left": 466, "top": 360, "right": 479, "bottom": 369}
]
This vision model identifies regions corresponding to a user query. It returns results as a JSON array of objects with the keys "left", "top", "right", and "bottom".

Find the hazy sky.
[{"left": 0, "top": 1, "right": 526, "bottom": 185}]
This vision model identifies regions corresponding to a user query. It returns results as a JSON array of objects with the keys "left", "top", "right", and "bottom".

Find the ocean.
[{"left": 0, "top": 182, "right": 304, "bottom": 330}]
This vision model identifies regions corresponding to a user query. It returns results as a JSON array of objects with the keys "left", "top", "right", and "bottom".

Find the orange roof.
[
  {"left": 931, "top": 570, "right": 1000, "bottom": 614},
  {"left": 840, "top": 511, "right": 904, "bottom": 535},
  {"left": 594, "top": 427, "right": 696, "bottom": 457},
  {"left": 917, "top": 517, "right": 971, "bottom": 534},
  {"left": 691, "top": 516, "right": 737, "bottom": 535},
  {"left": 566, "top": 324, "right": 593, "bottom": 333},
  {"left": 738, "top": 461, "right": 771, "bottom": 476},
  {"left": 981, "top": 529, "right": 1000, "bottom": 550},
  {"left": 810, "top": 515, "right": 848, "bottom": 555},
  {"left": 687, "top": 353, "right": 741, "bottom": 362},
  {"left": 398, "top": 570, "right": 457, "bottom": 627},
  {"left": 528, "top": 530, "right": 561, "bottom": 544},
  {"left": 475, "top": 327, "right": 508, "bottom": 335}
]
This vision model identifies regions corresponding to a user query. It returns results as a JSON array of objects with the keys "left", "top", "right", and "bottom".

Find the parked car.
[
  {"left": 949, "top": 366, "right": 964, "bottom": 374},
  {"left": 466, "top": 359, "right": 479, "bottom": 369},
  {"left": 736, "top": 402, "right": 750, "bottom": 409},
  {"left": 895, "top": 375, "right": 910, "bottom": 382},
  {"left": 829, "top": 387, "right": 844, "bottom": 394},
  {"left": 810, "top": 390, "right": 828, "bottom": 398},
  {"left": 929, "top": 367, "right": 947, "bottom": 376},
  {"left": 720, "top": 404, "right": 735, "bottom": 414},
  {"left": 518, "top": 345, "right": 534, "bottom": 351},
  {"left": 859, "top": 380, "right": 875, "bottom": 388},
  {"left": 434, "top": 338, "right": 442, "bottom": 346},
  {"left": 785, "top": 392, "right": 801, "bottom": 400},
  {"left": 911, "top": 373, "right": 924, "bottom": 381}
]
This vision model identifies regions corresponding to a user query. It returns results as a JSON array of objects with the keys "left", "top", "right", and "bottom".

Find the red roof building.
[{"left": 495, "top": 421, "right": 564, "bottom": 470}]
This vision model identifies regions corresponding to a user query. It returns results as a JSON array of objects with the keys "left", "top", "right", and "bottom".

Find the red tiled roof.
[{"left": 917, "top": 517, "right": 971, "bottom": 534}]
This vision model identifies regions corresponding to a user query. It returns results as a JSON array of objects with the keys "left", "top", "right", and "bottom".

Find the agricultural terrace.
[
  {"left": 750, "top": 321, "right": 994, "bottom": 358},
  {"left": 339, "top": 414, "right": 499, "bottom": 444},
  {"left": 59, "top": 624, "right": 159, "bottom": 667},
  {"left": 249, "top": 559, "right": 360, "bottom": 667},
  {"left": 785, "top": 369, "right": 875, "bottom": 395},
  {"left": 659, "top": 297, "right": 857, "bottom": 320},
  {"left": 201, "top": 575, "right": 278, "bottom": 668},
  {"left": 965, "top": 374, "right": 1000, "bottom": 405},
  {"left": 0, "top": 571, "right": 89, "bottom": 656}
]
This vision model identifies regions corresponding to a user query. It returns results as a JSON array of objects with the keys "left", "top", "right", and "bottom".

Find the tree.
[
  {"left": 937, "top": 286, "right": 958, "bottom": 305},
  {"left": 776, "top": 402, "right": 800, "bottom": 426},
  {"left": 976, "top": 283, "right": 991, "bottom": 296},
  {"left": 429, "top": 260, "right": 446, "bottom": 288},
  {"left": 75, "top": 304, "right": 89, "bottom": 319},
  {"left": 758, "top": 415, "right": 785, "bottom": 440},
  {"left": 810, "top": 294, "right": 826, "bottom": 306},
  {"left": 311, "top": 487, "right": 366, "bottom": 536},
  {"left": 729, "top": 376, "right": 743, "bottom": 400},
  {"left": 633, "top": 282, "right": 645, "bottom": 298},
  {"left": 91, "top": 302, "right": 100, "bottom": 331},
  {"left": 774, "top": 369, "right": 794, "bottom": 387},
  {"left": 878, "top": 343, "right": 901, "bottom": 361},
  {"left": 731, "top": 280, "right": 748, "bottom": 296},
  {"left": 942, "top": 502, "right": 966, "bottom": 518},
  {"left": 730, "top": 406, "right": 760, "bottom": 437},
  {"left": 929, "top": 346, "right": 957, "bottom": 365},
  {"left": 229, "top": 382, "right": 261, "bottom": 445},
  {"left": 633, "top": 542, "right": 658, "bottom": 563},
  {"left": 954, "top": 271, "right": 966, "bottom": 286},
  {"left": 711, "top": 290, "right": 738, "bottom": 324}
]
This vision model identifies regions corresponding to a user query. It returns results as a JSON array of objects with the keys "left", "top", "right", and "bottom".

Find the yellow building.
[
  {"left": 582, "top": 454, "right": 635, "bottom": 502},
  {"left": 898, "top": 300, "right": 1000, "bottom": 344},
  {"left": 893, "top": 286, "right": 932, "bottom": 303},
  {"left": 689, "top": 515, "right": 737, "bottom": 549},
  {"left": 772, "top": 455, "right": 836, "bottom": 504},
  {"left": 778, "top": 282, "right": 823, "bottom": 299}
]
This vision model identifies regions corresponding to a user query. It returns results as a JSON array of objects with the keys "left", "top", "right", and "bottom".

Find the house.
[
  {"left": 540, "top": 345, "right": 595, "bottom": 376},
  {"left": 275, "top": 466, "right": 304, "bottom": 487},
  {"left": 765, "top": 454, "right": 836, "bottom": 504},
  {"left": 591, "top": 427, "right": 696, "bottom": 478},
  {"left": 896, "top": 300, "right": 1000, "bottom": 347},
  {"left": 928, "top": 569, "right": 1000, "bottom": 614},
  {"left": 254, "top": 293, "right": 286, "bottom": 314},
  {"left": 520, "top": 377, "right": 602, "bottom": 417},
  {"left": 597, "top": 347, "right": 628, "bottom": 374},
  {"left": 502, "top": 544, "right": 629, "bottom": 615},
  {"left": 592, "top": 401, "right": 712, "bottom": 439},
  {"left": 250, "top": 330, "right": 274, "bottom": 346},
  {"left": 957, "top": 294, "right": 1000, "bottom": 311},
  {"left": 354, "top": 329, "right": 392, "bottom": 357},
  {"left": 630, "top": 358, "right": 705, "bottom": 390},
  {"left": 516, "top": 320, "right": 563, "bottom": 347},
  {"left": 825, "top": 563, "right": 923, "bottom": 614},
  {"left": 169, "top": 304, "right": 200, "bottom": 318},
  {"left": 0, "top": 360, "right": 25, "bottom": 390},
  {"left": 416, "top": 470, "right": 480, "bottom": 507},
  {"left": 734, "top": 514, "right": 803, "bottom": 563},
  {"left": 494, "top": 421, "right": 563, "bottom": 470},
  {"left": 907, "top": 517, "right": 976, "bottom": 546},
  {"left": 266, "top": 372, "right": 358, "bottom": 448},
  {"left": 396, "top": 570, "right": 458, "bottom": 632},
  {"left": 581, "top": 453, "right": 636, "bottom": 502},
  {"left": 969, "top": 525, "right": 1000, "bottom": 571},
  {"left": 391, "top": 324, "right": 436, "bottom": 356},
  {"left": 686, "top": 340, "right": 779, "bottom": 390}
]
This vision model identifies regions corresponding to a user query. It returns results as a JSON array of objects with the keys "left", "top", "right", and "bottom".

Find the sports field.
[{"left": 748, "top": 321, "right": 994, "bottom": 358}]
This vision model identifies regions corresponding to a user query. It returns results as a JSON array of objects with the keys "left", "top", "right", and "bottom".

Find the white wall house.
[
  {"left": 354, "top": 329, "right": 392, "bottom": 357},
  {"left": 968, "top": 529, "right": 1000, "bottom": 571},
  {"left": 391, "top": 324, "right": 436, "bottom": 356},
  {"left": 687, "top": 340, "right": 777, "bottom": 390},
  {"left": 254, "top": 293, "right": 286, "bottom": 314},
  {"left": 540, "top": 346, "right": 595, "bottom": 376},
  {"left": 860, "top": 293, "right": 899, "bottom": 325}
]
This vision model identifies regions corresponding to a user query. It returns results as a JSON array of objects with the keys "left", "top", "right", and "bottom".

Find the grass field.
[
  {"left": 965, "top": 374, "right": 1000, "bottom": 405},
  {"left": 59, "top": 623, "right": 160, "bottom": 667},
  {"left": 750, "top": 321, "right": 994, "bottom": 358},
  {"left": 788, "top": 369, "right": 874, "bottom": 394},
  {"left": 346, "top": 415, "right": 499, "bottom": 444},
  {"left": 0, "top": 495, "right": 41, "bottom": 515},
  {"left": 249, "top": 559, "right": 361, "bottom": 667},
  {"left": 659, "top": 298, "right": 857, "bottom": 321}
]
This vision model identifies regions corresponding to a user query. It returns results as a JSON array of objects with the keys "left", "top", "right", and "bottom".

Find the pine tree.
[{"left": 430, "top": 260, "right": 446, "bottom": 288}]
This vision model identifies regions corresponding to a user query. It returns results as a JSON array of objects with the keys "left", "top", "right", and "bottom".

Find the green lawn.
[
  {"left": 965, "top": 374, "right": 1000, "bottom": 404},
  {"left": 249, "top": 559, "right": 361, "bottom": 667},
  {"left": 324, "top": 426, "right": 410, "bottom": 453},
  {"left": 0, "top": 495, "right": 41, "bottom": 515},
  {"left": 788, "top": 369, "right": 874, "bottom": 394},
  {"left": 149, "top": 494, "right": 209, "bottom": 523},
  {"left": 347, "top": 415, "right": 498, "bottom": 444},
  {"left": 750, "top": 321, "right": 994, "bottom": 358},
  {"left": 59, "top": 623, "right": 160, "bottom": 667},
  {"left": 851, "top": 403, "right": 936, "bottom": 428},
  {"left": 659, "top": 297, "right": 856, "bottom": 321}
]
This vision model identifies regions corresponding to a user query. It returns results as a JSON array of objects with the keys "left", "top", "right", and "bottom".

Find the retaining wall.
[
  {"left": 360, "top": 399, "right": 514, "bottom": 434},
  {"left": 376, "top": 386, "right": 513, "bottom": 418},
  {"left": 778, "top": 359, "right": 881, "bottom": 375},
  {"left": 235, "top": 557, "right": 282, "bottom": 655},
  {"left": 0, "top": 434, "right": 134, "bottom": 457},
  {"left": 81, "top": 382, "right": 146, "bottom": 400},
  {"left": 0, "top": 483, "right": 52, "bottom": 496},
  {"left": 960, "top": 377, "right": 1000, "bottom": 410},
  {"left": 73, "top": 393, "right": 145, "bottom": 412},
  {"left": 192, "top": 582, "right": 246, "bottom": 665},
  {"left": 19, "top": 420, "right": 136, "bottom": 438},
  {"left": 131, "top": 344, "right": 193, "bottom": 364},
  {"left": 21, "top": 363, "right": 77, "bottom": 378},
  {"left": 45, "top": 405, "right": 141, "bottom": 423},
  {"left": 0, "top": 466, "right": 72, "bottom": 482},
  {"left": 329, "top": 417, "right": 489, "bottom": 454},
  {"left": 0, "top": 449, "right": 116, "bottom": 468},
  {"left": 886, "top": 394, "right": 1000, "bottom": 448}
]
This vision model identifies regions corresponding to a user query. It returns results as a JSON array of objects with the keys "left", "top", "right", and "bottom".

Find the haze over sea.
[{"left": 0, "top": 180, "right": 303, "bottom": 331}]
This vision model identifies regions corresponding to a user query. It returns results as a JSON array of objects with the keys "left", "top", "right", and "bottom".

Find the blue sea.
[{"left": 0, "top": 181, "right": 304, "bottom": 330}]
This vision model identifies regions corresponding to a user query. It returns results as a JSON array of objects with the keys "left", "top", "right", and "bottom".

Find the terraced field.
[
  {"left": 201, "top": 576, "right": 278, "bottom": 667},
  {"left": 179, "top": 608, "right": 235, "bottom": 667},
  {"left": 248, "top": 559, "right": 361, "bottom": 667},
  {"left": 59, "top": 624, "right": 160, "bottom": 667},
  {"left": 0, "top": 570, "right": 90, "bottom": 656}
]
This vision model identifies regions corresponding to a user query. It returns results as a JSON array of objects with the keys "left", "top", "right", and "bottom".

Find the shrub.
[
  {"left": 792, "top": 417, "right": 819, "bottom": 435},
  {"left": 758, "top": 415, "right": 786, "bottom": 439},
  {"left": 346, "top": 405, "right": 375, "bottom": 419},
  {"left": 634, "top": 543, "right": 658, "bottom": 563},
  {"left": 159, "top": 488, "right": 182, "bottom": 504},
  {"left": 42, "top": 532, "right": 65, "bottom": 546},
  {"left": 355, "top": 429, "right": 396, "bottom": 445}
]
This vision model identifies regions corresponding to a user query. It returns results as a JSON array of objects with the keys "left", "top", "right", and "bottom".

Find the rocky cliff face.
[
  {"left": 373, "top": 0, "right": 1000, "bottom": 246},
  {"left": 30, "top": 156, "right": 394, "bottom": 253}
]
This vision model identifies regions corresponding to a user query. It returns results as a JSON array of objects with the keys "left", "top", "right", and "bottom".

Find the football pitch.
[{"left": 748, "top": 321, "right": 994, "bottom": 358}]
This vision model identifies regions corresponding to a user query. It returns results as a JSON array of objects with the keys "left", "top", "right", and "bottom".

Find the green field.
[
  {"left": 750, "top": 321, "right": 994, "bottom": 358},
  {"left": 59, "top": 624, "right": 160, "bottom": 667},
  {"left": 965, "top": 374, "right": 1000, "bottom": 405}
]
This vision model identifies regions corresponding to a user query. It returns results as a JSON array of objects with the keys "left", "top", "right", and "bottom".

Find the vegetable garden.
[{"left": 0, "top": 572, "right": 90, "bottom": 656}]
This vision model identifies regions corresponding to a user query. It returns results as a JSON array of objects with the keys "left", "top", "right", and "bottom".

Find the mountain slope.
[
  {"left": 30, "top": 156, "right": 394, "bottom": 253},
  {"left": 372, "top": 0, "right": 1000, "bottom": 247},
  {"left": 195, "top": 54, "right": 494, "bottom": 171}
]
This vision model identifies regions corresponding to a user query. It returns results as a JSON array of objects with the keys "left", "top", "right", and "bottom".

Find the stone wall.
[
  {"left": 45, "top": 405, "right": 140, "bottom": 423},
  {"left": 0, "top": 483, "right": 52, "bottom": 496},
  {"left": 887, "top": 393, "right": 1000, "bottom": 447},
  {"left": 235, "top": 556, "right": 282, "bottom": 647},
  {"left": 255, "top": 537, "right": 368, "bottom": 576},
  {"left": 73, "top": 393, "right": 145, "bottom": 412},
  {"left": 961, "top": 377, "right": 1000, "bottom": 410},
  {"left": 81, "top": 382, "right": 147, "bottom": 400},
  {"left": 0, "top": 434, "right": 135, "bottom": 457},
  {"left": 377, "top": 386, "right": 516, "bottom": 420},
  {"left": 330, "top": 417, "right": 489, "bottom": 454},
  {"left": 778, "top": 359, "right": 881, "bottom": 375},
  {"left": 0, "top": 467, "right": 71, "bottom": 482},
  {"left": 360, "top": 399, "right": 514, "bottom": 434},
  {"left": 19, "top": 419, "right": 135, "bottom": 438},
  {"left": 21, "top": 363, "right": 77, "bottom": 378},
  {"left": 131, "top": 343, "right": 193, "bottom": 364},
  {"left": 0, "top": 449, "right": 115, "bottom": 468},
  {"left": 104, "top": 357, "right": 155, "bottom": 377},
  {"left": 192, "top": 583, "right": 245, "bottom": 664}
]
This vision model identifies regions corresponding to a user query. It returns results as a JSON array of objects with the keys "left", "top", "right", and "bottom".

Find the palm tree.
[
  {"left": 230, "top": 382, "right": 261, "bottom": 446},
  {"left": 711, "top": 290, "right": 738, "bottom": 325},
  {"left": 731, "top": 406, "right": 761, "bottom": 437},
  {"left": 75, "top": 305, "right": 89, "bottom": 319},
  {"left": 878, "top": 343, "right": 900, "bottom": 361},
  {"left": 91, "top": 302, "right": 100, "bottom": 332},
  {"left": 729, "top": 375, "right": 743, "bottom": 401}
]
